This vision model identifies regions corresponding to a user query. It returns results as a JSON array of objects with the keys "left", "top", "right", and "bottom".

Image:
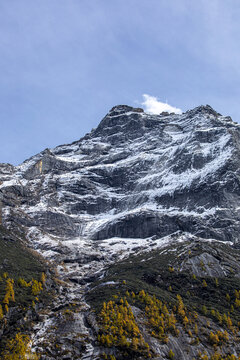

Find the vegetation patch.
[
  {"left": 0, "top": 225, "right": 54, "bottom": 358},
  {"left": 87, "top": 242, "right": 240, "bottom": 359}
]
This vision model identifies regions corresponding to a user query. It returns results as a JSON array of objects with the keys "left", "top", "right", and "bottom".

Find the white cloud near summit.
[{"left": 141, "top": 94, "right": 182, "bottom": 114}]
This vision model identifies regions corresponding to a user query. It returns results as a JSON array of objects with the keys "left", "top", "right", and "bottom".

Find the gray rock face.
[
  {"left": 2, "top": 104, "right": 240, "bottom": 359},
  {"left": 1, "top": 104, "right": 240, "bottom": 246}
]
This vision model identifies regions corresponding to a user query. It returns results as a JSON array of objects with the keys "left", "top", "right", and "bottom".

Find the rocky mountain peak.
[
  {"left": 187, "top": 104, "right": 221, "bottom": 118},
  {"left": 109, "top": 104, "right": 144, "bottom": 116},
  {"left": 1, "top": 104, "right": 240, "bottom": 359},
  {"left": 0, "top": 102, "right": 239, "bottom": 245},
  {"left": 93, "top": 105, "right": 145, "bottom": 138}
]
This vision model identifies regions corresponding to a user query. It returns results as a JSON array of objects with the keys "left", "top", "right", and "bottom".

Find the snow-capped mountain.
[
  {"left": 1, "top": 104, "right": 240, "bottom": 248},
  {"left": 1, "top": 104, "right": 240, "bottom": 359}
]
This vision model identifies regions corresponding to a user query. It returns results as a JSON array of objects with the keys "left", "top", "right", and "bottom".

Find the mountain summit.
[
  {"left": 1, "top": 104, "right": 239, "bottom": 245},
  {"left": 1, "top": 105, "right": 240, "bottom": 359}
]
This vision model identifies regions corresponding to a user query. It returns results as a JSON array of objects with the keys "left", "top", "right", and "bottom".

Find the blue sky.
[{"left": 1, "top": 0, "right": 240, "bottom": 164}]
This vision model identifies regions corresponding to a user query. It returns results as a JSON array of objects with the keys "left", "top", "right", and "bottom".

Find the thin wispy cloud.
[{"left": 141, "top": 94, "right": 182, "bottom": 114}]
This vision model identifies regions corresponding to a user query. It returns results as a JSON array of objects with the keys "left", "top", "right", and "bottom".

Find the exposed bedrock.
[{"left": 0, "top": 104, "right": 240, "bottom": 245}]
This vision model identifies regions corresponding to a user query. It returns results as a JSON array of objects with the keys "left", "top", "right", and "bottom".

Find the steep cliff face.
[
  {"left": 1, "top": 104, "right": 240, "bottom": 359},
  {"left": 1, "top": 104, "right": 240, "bottom": 248}
]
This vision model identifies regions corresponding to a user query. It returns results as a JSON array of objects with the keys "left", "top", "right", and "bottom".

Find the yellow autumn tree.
[
  {"left": 18, "top": 278, "right": 30, "bottom": 288},
  {"left": 98, "top": 298, "right": 150, "bottom": 357},
  {"left": 2, "top": 333, "right": 39, "bottom": 360},
  {"left": 226, "top": 293, "right": 231, "bottom": 302},
  {"left": 227, "top": 316, "right": 232, "bottom": 329},
  {"left": 177, "top": 294, "right": 186, "bottom": 318},
  {"left": 31, "top": 280, "right": 43, "bottom": 296},
  {"left": 41, "top": 273, "right": 46, "bottom": 285},
  {"left": 3, "top": 278, "right": 15, "bottom": 305},
  {"left": 0, "top": 305, "right": 3, "bottom": 320}
]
